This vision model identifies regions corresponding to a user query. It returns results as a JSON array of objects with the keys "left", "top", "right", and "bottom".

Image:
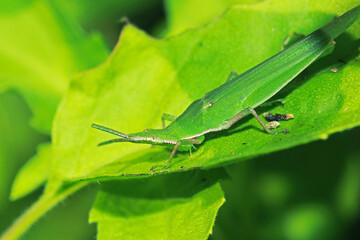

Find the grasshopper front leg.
[
  {"left": 150, "top": 142, "right": 180, "bottom": 171},
  {"left": 150, "top": 138, "right": 200, "bottom": 171}
]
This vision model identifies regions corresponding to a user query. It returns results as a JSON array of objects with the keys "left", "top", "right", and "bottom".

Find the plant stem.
[{"left": 0, "top": 181, "right": 87, "bottom": 240}]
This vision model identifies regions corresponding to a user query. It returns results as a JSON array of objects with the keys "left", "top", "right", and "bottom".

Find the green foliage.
[
  {"left": 90, "top": 170, "right": 226, "bottom": 239},
  {"left": 0, "top": 0, "right": 109, "bottom": 132},
  {"left": 0, "top": 91, "right": 47, "bottom": 229},
  {"left": 1, "top": 0, "right": 360, "bottom": 239},
  {"left": 53, "top": 1, "right": 360, "bottom": 181}
]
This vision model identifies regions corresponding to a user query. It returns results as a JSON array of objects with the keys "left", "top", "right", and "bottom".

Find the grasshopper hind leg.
[{"left": 248, "top": 107, "right": 289, "bottom": 134}]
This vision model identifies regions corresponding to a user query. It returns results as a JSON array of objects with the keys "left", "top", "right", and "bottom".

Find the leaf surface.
[{"left": 53, "top": 0, "right": 360, "bottom": 180}]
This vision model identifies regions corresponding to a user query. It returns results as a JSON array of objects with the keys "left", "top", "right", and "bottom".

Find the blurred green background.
[{"left": 1, "top": 0, "right": 359, "bottom": 239}]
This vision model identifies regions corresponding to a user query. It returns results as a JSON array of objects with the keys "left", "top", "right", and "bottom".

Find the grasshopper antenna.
[{"left": 91, "top": 123, "right": 129, "bottom": 138}]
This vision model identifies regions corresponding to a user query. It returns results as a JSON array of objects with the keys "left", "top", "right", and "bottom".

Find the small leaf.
[
  {"left": 89, "top": 169, "right": 226, "bottom": 239},
  {"left": 10, "top": 143, "right": 51, "bottom": 200},
  {"left": 0, "top": 91, "right": 47, "bottom": 208}
]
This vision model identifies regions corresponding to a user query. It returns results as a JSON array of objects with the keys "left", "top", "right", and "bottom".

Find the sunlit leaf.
[{"left": 53, "top": 1, "right": 360, "bottom": 180}]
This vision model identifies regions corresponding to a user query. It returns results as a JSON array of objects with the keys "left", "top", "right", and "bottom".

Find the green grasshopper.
[{"left": 92, "top": 6, "right": 360, "bottom": 170}]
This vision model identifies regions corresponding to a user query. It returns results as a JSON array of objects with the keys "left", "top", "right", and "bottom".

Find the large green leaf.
[
  {"left": 52, "top": 0, "right": 360, "bottom": 180},
  {"left": 89, "top": 169, "right": 225, "bottom": 240},
  {"left": 0, "top": 0, "right": 109, "bottom": 132}
]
